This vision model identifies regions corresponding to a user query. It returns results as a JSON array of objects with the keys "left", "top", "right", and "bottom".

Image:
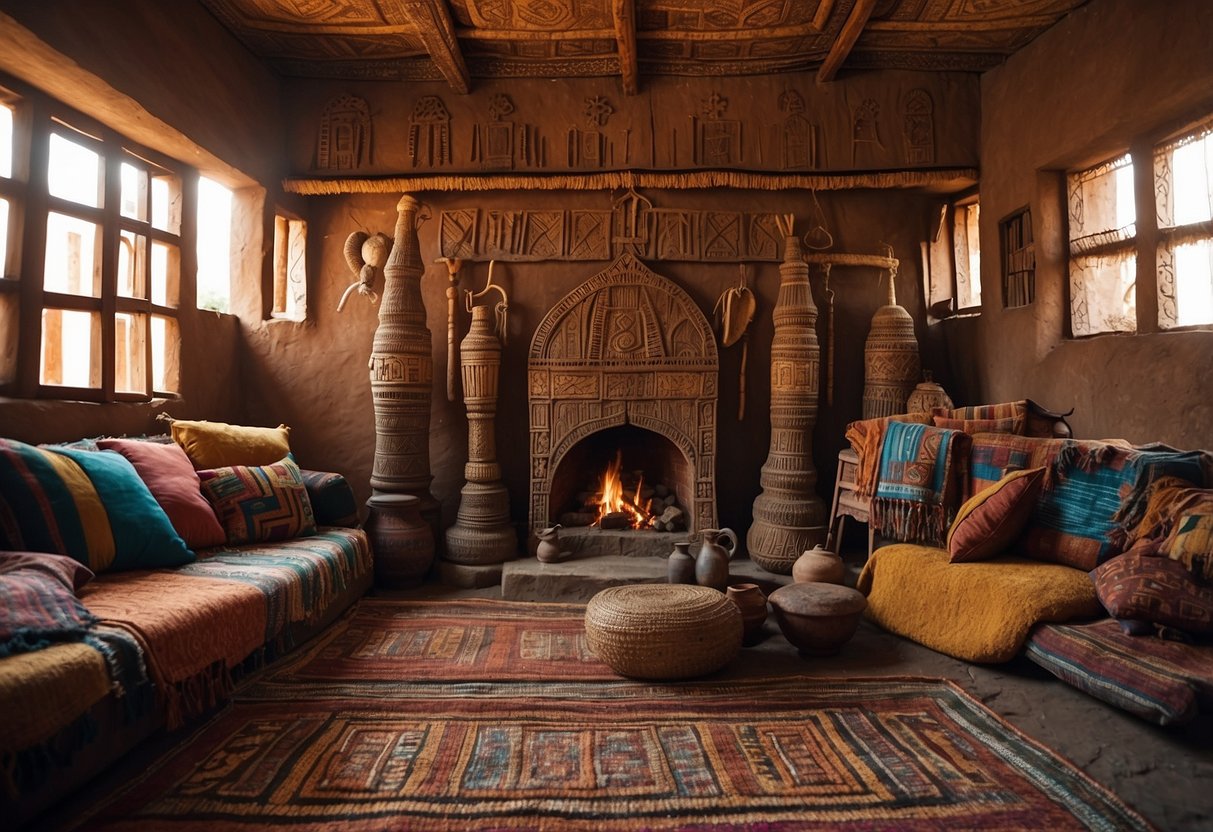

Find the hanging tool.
[
  {"left": 464, "top": 259, "right": 509, "bottom": 345},
  {"left": 713, "top": 264, "right": 757, "bottom": 420},
  {"left": 435, "top": 256, "right": 464, "bottom": 401}
]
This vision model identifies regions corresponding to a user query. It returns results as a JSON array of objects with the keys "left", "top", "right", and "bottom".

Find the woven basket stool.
[{"left": 584, "top": 584, "right": 743, "bottom": 680}]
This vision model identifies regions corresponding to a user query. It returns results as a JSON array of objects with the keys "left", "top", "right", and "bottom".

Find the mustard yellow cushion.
[
  {"left": 856, "top": 544, "right": 1101, "bottom": 663},
  {"left": 947, "top": 467, "right": 1045, "bottom": 563},
  {"left": 170, "top": 419, "right": 291, "bottom": 470}
]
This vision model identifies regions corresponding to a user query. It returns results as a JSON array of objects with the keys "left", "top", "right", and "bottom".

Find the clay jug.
[
  {"left": 727, "top": 583, "right": 768, "bottom": 644},
  {"left": 792, "top": 545, "right": 846, "bottom": 585},
  {"left": 668, "top": 540, "right": 695, "bottom": 584},
  {"left": 695, "top": 528, "right": 738, "bottom": 592},
  {"left": 536, "top": 525, "right": 564, "bottom": 563},
  {"left": 365, "top": 493, "right": 434, "bottom": 588}
]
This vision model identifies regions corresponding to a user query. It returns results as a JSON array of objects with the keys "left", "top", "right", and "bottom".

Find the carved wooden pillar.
[
  {"left": 367, "top": 195, "right": 439, "bottom": 540},
  {"left": 444, "top": 304, "right": 517, "bottom": 564},
  {"left": 747, "top": 235, "right": 827, "bottom": 574},
  {"left": 862, "top": 273, "right": 920, "bottom": 418}
]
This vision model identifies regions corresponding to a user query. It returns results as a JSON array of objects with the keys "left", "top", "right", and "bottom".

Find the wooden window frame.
[
  {"left": 1000, "top": 205, "right": 1035, "bottom": 309},
  {"left": 0, "top": 74, "right": 194, "bottom": 402}
]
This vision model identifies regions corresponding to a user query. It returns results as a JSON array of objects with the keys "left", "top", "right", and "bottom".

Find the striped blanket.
[{"left": 871, "top": 422, "right": 970, "bottom": 546}]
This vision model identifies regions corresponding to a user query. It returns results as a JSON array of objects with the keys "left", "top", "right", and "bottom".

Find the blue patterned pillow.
[
  {"left": 0, "top": 438, "right": 196, "bottom": 572},
  {"left": 198, "top": 457, "right": 317, "bottom": 545}
]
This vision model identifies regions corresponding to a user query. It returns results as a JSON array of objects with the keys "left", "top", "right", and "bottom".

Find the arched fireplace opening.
[{"left": 549, "top": 424, "right": 692, "bottom": 533}]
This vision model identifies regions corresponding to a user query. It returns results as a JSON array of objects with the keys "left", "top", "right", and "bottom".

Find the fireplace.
[{"left": 528, "top": 251, "right": 718, "bottom": 539}]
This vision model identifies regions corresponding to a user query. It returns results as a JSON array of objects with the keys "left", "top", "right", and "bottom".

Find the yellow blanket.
[
  {"left": 856, "top": 545, "right": 1102, "bottom": 663},
  {"left": 0, "top": 643, "right": 110, "bottom": 752}
]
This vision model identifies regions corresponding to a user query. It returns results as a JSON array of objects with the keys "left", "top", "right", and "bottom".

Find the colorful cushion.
[
  {"left": 198, "top": 457, "right": 317, "bottom": 545},
  {"left": 1166, "top": 511, "right": 1213, "bottom": 580},
  {"left": 0, "top": 552, "right": 97, "bottom": 657},
  {"left": 1093, "top": 543, "right": 1213, "bottom": 635},
  {"left": 966, "top": 433, "right": 1070, "bottom": 496},
  {"left": 1021, "top": 442, "right": 1140, "bottom": 571},
  {"left": 170, "top": 419, "right": 291, "bottom": 470},
  {"left": 1025, "top": 619, "right": 1213, "bottom": 726},
  {"left": 0, "top": 439, "right": 196, "bottom": 572},
  {"left": 97, "top": 438, "right": 226, "bottom": 549},
  {"left": 947, "top": 467, "right": 1045, "bottom": 563},
  {"left": 298, "top": 469, "right": 360, "bottom": 528},
  {"left": 932, "top": 416, "right": 1022, "bottom": 435}
]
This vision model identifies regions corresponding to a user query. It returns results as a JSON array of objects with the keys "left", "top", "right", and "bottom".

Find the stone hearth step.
[{"left": 500, "top": 554, "right": 793, "bottom": 603}]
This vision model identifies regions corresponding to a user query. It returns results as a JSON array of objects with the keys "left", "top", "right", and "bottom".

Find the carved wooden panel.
[{"left": 528, "top": 251, "right": 718, "bottom": 534}]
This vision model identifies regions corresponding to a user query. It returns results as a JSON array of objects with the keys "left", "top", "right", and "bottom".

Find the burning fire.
[{"left": 593, "top": 450, "right": 654, "bottom": 529}]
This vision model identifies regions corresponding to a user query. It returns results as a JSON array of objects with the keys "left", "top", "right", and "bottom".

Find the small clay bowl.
[{"left": 768, "top": 582, "right": 867, "bottom": 656}]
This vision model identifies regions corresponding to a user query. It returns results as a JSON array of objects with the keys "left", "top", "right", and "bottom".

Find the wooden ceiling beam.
[
  {"left": 816, "top": 0, "right": 877, "bottom": 84},
  {"left": 382, "top": 0, "right": 470, "bottom": 94},
  {"left": 612, "top": 0, "right": 639, "bottom": 95}
]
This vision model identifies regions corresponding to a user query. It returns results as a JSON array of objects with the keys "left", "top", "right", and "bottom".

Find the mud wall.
[
  {"left": 959, "top": 0, "right": 1213, "bottom": 448},
  {"left": 0, "top": 1, "right": 282, "bottom": 442}
]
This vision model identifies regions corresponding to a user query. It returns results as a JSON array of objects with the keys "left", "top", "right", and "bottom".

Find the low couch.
[
  {"left": 850, "top": 402, "right": 1213, "bottom": 726},
  {"left": 0, "top": 424, "right": 373, "bottom": 828}
]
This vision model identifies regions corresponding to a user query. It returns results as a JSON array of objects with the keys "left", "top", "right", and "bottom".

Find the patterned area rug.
[{"left": 72, "top": 599, "right": 1154, "bottom": 831}]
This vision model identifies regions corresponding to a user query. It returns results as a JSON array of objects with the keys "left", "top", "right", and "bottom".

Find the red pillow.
[
  {"left": 946, "top": 467, "right": 1045, "bottom": 562},
  {"left": 97, "top": 439, "right": 226, "bottom": 550}
]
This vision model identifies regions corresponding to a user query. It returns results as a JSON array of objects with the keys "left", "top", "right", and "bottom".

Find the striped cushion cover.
[
  {"left": 198, "top": 457, "right": 317, "bottom": 545},
  {"left": 1025, "top": 618, "right": 1213, "bottom": 726},
  {"left": 0, "top": 438, "right": 196, "bottom": 573},
  {"left": 298, "top": 469, "right": 359, "bottom": 528}
]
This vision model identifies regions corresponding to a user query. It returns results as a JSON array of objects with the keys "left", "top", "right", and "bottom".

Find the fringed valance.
[{"left": 283, "top": 168, "right": 979, "bottom": 196}]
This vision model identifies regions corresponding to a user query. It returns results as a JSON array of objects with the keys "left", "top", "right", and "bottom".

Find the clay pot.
[
  {"left": 694, "top": 528, "right": 738, "bottom": 592},
  {"left": 365, "top": 493, "right": 434, "bottom": 588},
  {"left": 768, "top": 583, "right": 867, "bottom": 656},
  {"left": 726, "top": 583, "right": 768, "bottom": 644},
  {"left": 792, "top": 545, "right": 846, "bottom": 585},
  {"left": 668, "top": 540, "right": 696, "bottom": 584},
  {"left": 905, "top": 372, "right": 954, "bottom": 414},
  {"left": 536, "top": 524, "right": 565, "bottom": 563}
]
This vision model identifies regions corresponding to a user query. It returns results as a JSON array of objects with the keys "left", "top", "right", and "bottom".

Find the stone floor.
[{"left": 393, "top": 548, "right": 1213, "bottom": 832}]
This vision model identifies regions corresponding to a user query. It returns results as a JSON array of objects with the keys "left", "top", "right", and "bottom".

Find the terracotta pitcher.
[{"left": 695, "top": 528, "right": 738, "bottom": 592}]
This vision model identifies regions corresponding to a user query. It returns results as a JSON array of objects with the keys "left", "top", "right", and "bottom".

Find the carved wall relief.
[
  {"left": 471, "top": 92, "right": 545, "bottom": 169},
  {"left": 778, "top": 89, "right": 818, "bottom": 170},
  {"left": 409, "top": 95, "right": 451, "bottom": 168},
  {"left": 316, "top": 94, "right": 371, "bottom": 170},
  {"left": 902, "top": 89, "right": 935, "bottom": 166},
  {"left": 528, "top": 251, "right": 719, "bottom": 537},
  {"left": 851, "top": 98, "right": 884, "bottom": 166},
  {"left": 693, "top": 92, "right": 742, "bottom": 167}
]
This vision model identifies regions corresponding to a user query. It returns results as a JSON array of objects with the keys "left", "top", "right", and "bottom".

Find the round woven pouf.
[{"left": 584, "top": 584, "right": 743, "bottom": 680}]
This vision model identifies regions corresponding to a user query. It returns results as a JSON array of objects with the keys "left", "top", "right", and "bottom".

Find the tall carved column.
[
  {"left": 862, "top": 272, "right": 920, "bottom": 418},
  {"left": 444, "top": 303, "right": 517, "bottom": 564},
  {"left": 747, "top": 235, "right": 828, "bottom": 574},
  {"left": 368, "top": 194, "right": 439, "bottom": 537}
]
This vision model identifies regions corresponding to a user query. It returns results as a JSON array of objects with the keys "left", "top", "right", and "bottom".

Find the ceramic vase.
[
  {"left": 905, "top": 372, "right": 953, "bottom": 414},
  {"left": 792, "top": 545, "right": 846, "bottom": 585},
  {"left": 668, "top": 540, "right": 696, "bottom": 584},
  {"left": 695, "top": 528, "right": 738, "bottom": 592},
  {"left": 445, "top": 304, "right": 517, "bottom": 565},
  {"left": 727, "top": 583, "right": 768, "bottom": 644},
  {"left": 747, "top": 235, "right": 828, "bottom": 574},
  {"left": 369, "top": 195, "right": 439, "bottom": 542},
  {"left": 862, "top": 274, "right": 920, "bottom": 418},
  {"left": 365, "top": 493, "right": 434, "bottom": 588},
  {"left": 536, "top": 525, "right": 564, "bottom": 563}
]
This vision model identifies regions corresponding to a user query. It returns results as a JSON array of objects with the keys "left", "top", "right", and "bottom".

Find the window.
[
  {"left": 1155, "top": 116, "right": 1213, "bottom": 328},
  {"left": 925, "top": 195, "right": 981, "bottom": 317},
  {"left": 272, "top": 213, "right": 307, "bottom": 321},
  {"left": 0, "top": 77, "right": 192, "bottom": 402},
  {"left": 196, "top": 176, "right": 231, "bottom": 313},
  {"left": 1067, "top": 153, "right": 1136, "bottom": 336},
  {"left": 1000, "top": 207, "right": 1035, "bottom": 309},
  {"left": 953, "top": 200, "right": 981, "bottom": 310}
]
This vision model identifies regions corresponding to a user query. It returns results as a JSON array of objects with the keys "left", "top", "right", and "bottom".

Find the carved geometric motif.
[
  {"left": 440, "top": 210, "right": 479, "bottom": 260},
  {"left": 701, "top": 213, "right": 741, "bottom": 260},
  {"left": 568, "top": 211, "right": 611, "bottom": 259},
  {"left": 524, "top": 211, "right": 564, "bottom": 259},
  {"left": 749, "top": 214, "right": 781, "bottom": 260}
]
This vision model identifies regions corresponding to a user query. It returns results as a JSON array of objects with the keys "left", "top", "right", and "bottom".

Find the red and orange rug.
[{"left": 70, "top": 598, "right": 1153, "bottom": 831}]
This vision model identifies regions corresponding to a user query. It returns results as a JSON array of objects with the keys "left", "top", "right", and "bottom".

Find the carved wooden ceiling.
[{"left": 199, "top": 0, "right": 1090, "bottom": 91}]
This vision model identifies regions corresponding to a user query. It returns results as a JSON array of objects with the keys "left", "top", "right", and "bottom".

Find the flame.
[{"left": 593, "top": 450, "right": 653, "bottom": 528}]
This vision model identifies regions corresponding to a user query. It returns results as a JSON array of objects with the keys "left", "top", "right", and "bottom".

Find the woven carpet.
[{"left": 70, "top": 599, "right": 1153, "bottom": 832}]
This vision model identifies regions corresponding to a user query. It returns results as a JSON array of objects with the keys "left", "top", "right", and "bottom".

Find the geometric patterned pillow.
[
  {"left": 198, "top": 457, "right": 316, "bottom": 545},
  {"left": 1093, "top": 546, "right": 1213, "bottom": 635}
]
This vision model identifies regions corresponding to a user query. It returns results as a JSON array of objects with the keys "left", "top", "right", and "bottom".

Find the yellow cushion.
[
  {"left": 170, "top": 419, "right": 291, "bottom": 469},
  {"left": 856, "top": 544, "right": 1101, "bottom": 663},
  {"left": 947, "top": 467, "right": 1045, "bottom": 563}
]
